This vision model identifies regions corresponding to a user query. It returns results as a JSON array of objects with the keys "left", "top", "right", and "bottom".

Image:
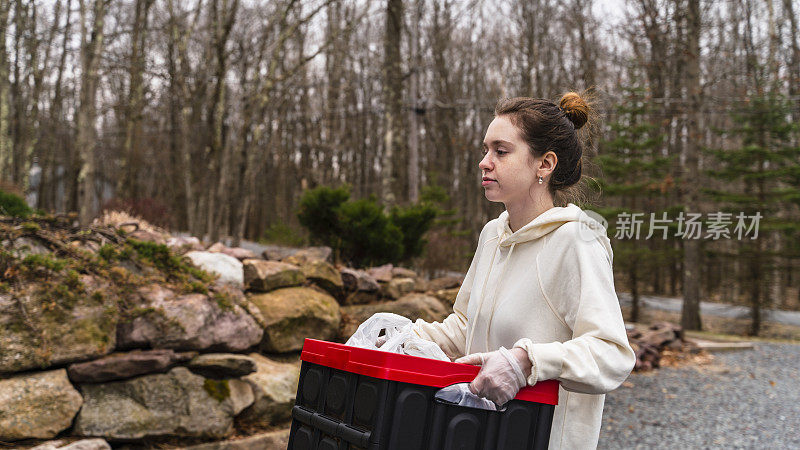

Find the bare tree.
[
  {"left": 381, "top": 0, "right": 404, "bottom": 208},
  {"left": 572, "top": 0, "right": 597, "bottom": 88},
  {"left": 39, "top": 0, "right": 73, "bottom": 212},
  {"left": 407, "top": 0, "right": 423, "bottom": 203},
  {"left": 76, "top": 0, "right": 110, "bottom": 226},
  {"left": 0, "top": 0, "right": 11, "bottom": 181},
  {"left": 119, "top": 0, "right": 154, "bottom": 200},
  {"left": 205, "top": 0, "right": 239, "bottom": 242},
  {"left": 1, "top": 0, "right": 797, "bottom": 312}
]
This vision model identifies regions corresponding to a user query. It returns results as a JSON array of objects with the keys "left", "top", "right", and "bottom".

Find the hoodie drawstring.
[
  {"left": 465, "top": 239, "right": 516, "bottom": 355},
  {"left": 465, "top": 238, "right": 500, "bottom": 355},
  {"left": 484, "top": 241, "right": 515, "bottom": 350}
]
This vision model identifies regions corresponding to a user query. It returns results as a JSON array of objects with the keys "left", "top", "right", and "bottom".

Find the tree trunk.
[
  {"left": 21, "top": 1, "right": 56, "bottom": 195},
  {"left": 784, "top": 0, "right": 800, "bottom": 126},
  {"left": 518, "top": 0, "right": 540, "bottom": 95},
  {"left": 76, "top": 0, "right": 108, "bottom": 227},
  {"left": 120, "top": 0, "right": 154, "bottom": 200},
  {"left": 381, "top": 0, "right": 404, "bottom": 208},
  {"left": 40, "top": 0, "right": 72, "bottom": 213},
  {"left": 574, "top": 0, "right": 596, "bottom": 88},
  {"left": 407, "top": 0, "right": 422, "bottom": 203},
  {"left": 680, "top": 0, "right": 702, "bottom": 331},
  {"left": 0, "top": 1, "right": 11, "bottom": 181},
  {"left": 766, "top": 0, "right": 780, "bottom": 89},
  {"left": 749, "top": 244, "right": 762, "bottom": 336},
  {"left": 630, "top": 259, "right": 640, "bottom": 323},
  {"left": 206, "top": 0, "right": 238, "bottom": 242},
  {"left": 10, "top": 0, "right": 24, "bottom": 185}
]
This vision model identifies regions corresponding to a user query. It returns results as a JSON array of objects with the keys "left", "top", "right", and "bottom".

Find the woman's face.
[{"left": 479, "top": 116, "right": 539, "bottom": 205}]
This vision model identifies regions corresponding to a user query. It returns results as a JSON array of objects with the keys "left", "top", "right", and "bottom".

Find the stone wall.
[{"left": 1, "top": 219, "right": 457, "bottom": 449}]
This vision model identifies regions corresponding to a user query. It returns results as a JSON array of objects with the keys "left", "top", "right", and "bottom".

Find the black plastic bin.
[{"left": 288, "top": 339, "right": 560, "bottom": 450}]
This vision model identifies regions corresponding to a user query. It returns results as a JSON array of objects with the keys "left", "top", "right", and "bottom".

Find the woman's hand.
[{"left": 455, "top": 346, "right": 531, "bottom": 406}]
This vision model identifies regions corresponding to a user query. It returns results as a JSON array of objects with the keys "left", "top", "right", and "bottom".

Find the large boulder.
[
  {"left": 343, "top": 290, "right": 381, "bottom": 306},
  {"left": 298, "top": 260, "right": 343, "bottom": 297},
  {"left": 366, "top": 264, "right": 393, "bottom": 283},
  {"left": 262, "top": 245, "right": 298, "bottom": 261},
  {"left": 340, "top": 294, "right": 449, "bottom": 339},
  {"left": 74, "top": 366, "right": 253, "bottom": 440},
  {"left": 207, "top": 243, "right": 258, "bottom": 261},
  {"left": 281, "top": 247, "right": 332, "bottom": 265},
  {"left": 242, "top": 260, "right": 305, "bottom": 292},
  {"left": 166, "top": 236, "right": 204, "bottom": 254},
  {"left": 431, "top": 288, "right": 460, "bottom": 308},
  {"left": 248, "top": 287, "right": 341, "bottom": 353},
  {"left": 425, "top": 276, "right": 462, "bottom": 291},
  {"left": 7, "top": 236, "right": 50, "bottom": 258},
  {"left": 0, "top": 369, "right": 83, "bottom": 441},
  {"left": 391, "top": 267, "right": 418, "bottom": 279},
  {"left": 339, "top": 268, "right": 380, "bottom": 305},
  {"left": 185, "top": 251, "right": 244, "bottom": 288},
  {"left": 213, "top": 283, "right": 268, "bottom": 329},
  {"left": 236, "top": 353, "right": 301, "bottom": 426},
  {"left": 0, "top": 279, "right": 119, "bottom": 373},
  {"left": 339, "top": 268, "right": 379, "bottom": 293},
  {"left": 117, "top": 284, "right": 262, "bottom": 352},
  {"left": 383, "top": 277, "right": 417, "bottom": 299},
  {"left": 67, "top": 349, "right": 195, "bottom": 384}
]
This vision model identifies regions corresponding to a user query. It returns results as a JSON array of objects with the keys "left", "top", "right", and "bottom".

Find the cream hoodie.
[{"left": 412, "top": 203, "right": 635, "bottom": 450}]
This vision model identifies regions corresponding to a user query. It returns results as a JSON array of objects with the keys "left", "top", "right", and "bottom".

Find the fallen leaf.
[
  {"left": 628, "top": 405, "right": 635, "bottom": 413},
  {"left": 769, "top": 380, "right": 776, "bottom": 387},
  {"left": 622, "top": 381, "right": 634, "bottom": 388}
]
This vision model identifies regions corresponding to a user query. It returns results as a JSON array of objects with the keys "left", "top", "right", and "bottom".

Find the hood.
[
  {"left": 465, "top": 203, "right": 612, "bottom": 354},
  {"left": 495, "top": 202, "right": 612, "bottom": 261}
]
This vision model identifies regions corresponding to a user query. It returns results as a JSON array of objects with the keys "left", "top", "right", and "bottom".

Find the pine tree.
[
  {"left": 704, "top": 92, "right": 800, "bottom": 335},
  {"left": 595, "top": 85, "right": 675, "bottom": 322}
]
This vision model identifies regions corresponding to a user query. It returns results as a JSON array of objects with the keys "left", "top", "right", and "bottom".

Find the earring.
[{"left": 538, "top": 176, "right": 543, "bottom": 184}]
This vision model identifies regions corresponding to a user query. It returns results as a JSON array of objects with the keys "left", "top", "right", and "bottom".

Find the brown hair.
[{"left": 494, "top": 90, "right": 599, "bottom": 206}]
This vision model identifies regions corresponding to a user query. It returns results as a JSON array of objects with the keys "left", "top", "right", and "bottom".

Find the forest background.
[{"left": 0, "top": 0, "right": 798, "bottom": 335}]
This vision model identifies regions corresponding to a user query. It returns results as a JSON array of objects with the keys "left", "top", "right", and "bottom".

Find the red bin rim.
[{"left": 300, "top": 338, "right": 559, "bottom": 405}]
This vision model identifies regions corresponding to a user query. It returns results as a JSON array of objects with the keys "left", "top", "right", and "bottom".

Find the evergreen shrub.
[
  {"left": 0, "top": 189, "right": 32, "bottom": 218},
  {"left": 297, "top": 185, "right": 438, "bottom": 267}
]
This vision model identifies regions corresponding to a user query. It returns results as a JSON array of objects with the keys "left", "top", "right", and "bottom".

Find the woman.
[{"left": 410, "top": 92, "right": 635, "bottom": 449}]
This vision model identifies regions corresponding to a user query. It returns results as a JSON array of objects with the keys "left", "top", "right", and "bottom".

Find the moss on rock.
[
  {"left": 203, "top": 378, "right": 230, "bottom": 402},
  {"left": 249, "top": 287, "right": 341, "bottom": 352},
  {"left": 0, "top": 215, "right": 242, "bottom": 374}
]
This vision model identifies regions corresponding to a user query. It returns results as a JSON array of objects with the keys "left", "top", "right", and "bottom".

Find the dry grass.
[{"left": 92, "top": 210, "right": 169, "bottom": 236}]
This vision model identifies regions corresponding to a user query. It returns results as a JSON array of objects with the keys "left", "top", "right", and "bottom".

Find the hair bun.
[{"left": 559, "top": 92, "right": 589, "bottom": 130}]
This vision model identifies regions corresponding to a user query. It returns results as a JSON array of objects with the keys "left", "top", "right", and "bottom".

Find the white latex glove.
[{"left": 455, "top": 346, "right": 529, "bottom": 406}]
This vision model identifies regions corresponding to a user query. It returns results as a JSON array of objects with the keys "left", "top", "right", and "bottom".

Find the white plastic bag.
[
  {"left": 434, "top": 383, "right": 498, "bottom": 411},
  {"left": 345, "top": 312, "right": 450, "bottom": 361},
  {"left": 345, "top": 312, "right": 409, "bottom": 352}
]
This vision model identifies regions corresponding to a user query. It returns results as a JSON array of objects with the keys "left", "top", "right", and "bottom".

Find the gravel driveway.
[
  {"left": 617, "top": 293, "right": 800, "bottom": 327},
  {"left": 598, "top": 342, "right": 800, "bottom": 449}
]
